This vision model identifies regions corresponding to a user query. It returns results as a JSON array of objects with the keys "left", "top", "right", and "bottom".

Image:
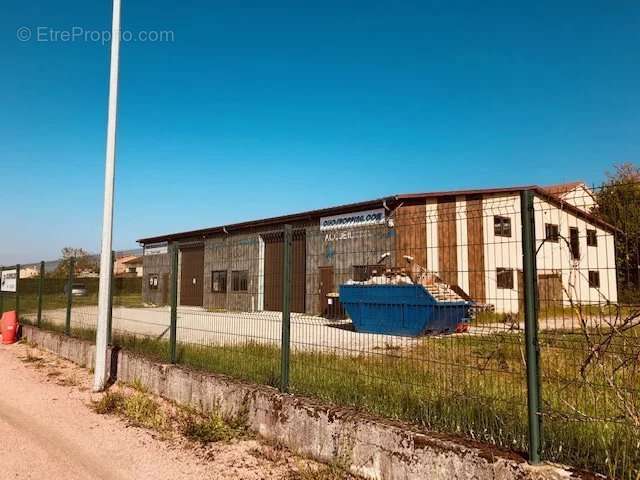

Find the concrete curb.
[{"left": 21, "top": 325, "right": 578, "bottom": 480}]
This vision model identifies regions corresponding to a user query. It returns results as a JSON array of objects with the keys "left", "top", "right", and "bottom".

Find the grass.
[
  {"left": 288, "top": 464, "right": 355, "bottom": 480},
  {"left": 176, "top": 406, "right": 247, "bottom": 444},
  {"left": 473, "top": 303, "right": 637, "bottom": 326},
  {"left": 2, "top": 292, "right": 145, "bottom": 319},
  {"left": 93, "top": 389, "right": 168, "bottom": 431},
  {"left": 30, "top": 315, "right": 640, "bottom": 479},
  {"left": 93, "top": 387, "right": 247, "bottom": 445}
]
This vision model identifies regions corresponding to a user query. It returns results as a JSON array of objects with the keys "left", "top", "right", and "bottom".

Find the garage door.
[
  {"left": 180, "top": 246, "right": 204, "bottom": 307},
  {"left": 263, "top": 230, "right": 306, "bottom": 313}
]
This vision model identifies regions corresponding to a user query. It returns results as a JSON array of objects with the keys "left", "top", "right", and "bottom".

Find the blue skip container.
[{"left": 339, "top": 284, "right": 471, "bottom": 337}]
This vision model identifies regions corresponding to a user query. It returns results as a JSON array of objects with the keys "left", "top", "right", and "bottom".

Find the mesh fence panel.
[
  {"left": 10, "top": 179, "right": 640, "bottom": 478},
  {"left": 533, "top": 183, "right": 640, "bottom": 477}
]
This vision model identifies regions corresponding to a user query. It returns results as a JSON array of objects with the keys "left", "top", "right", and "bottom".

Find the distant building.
[
  {"left": 115, "top": 255, "right": 143, "bottom": 277},
  {"left": 19, "top": 265, "right": 40, "bottom": 279}
]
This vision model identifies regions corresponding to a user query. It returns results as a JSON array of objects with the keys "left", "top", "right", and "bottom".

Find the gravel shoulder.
[{"left": 0, "top": 341, "right": 343, "bottom": 480}]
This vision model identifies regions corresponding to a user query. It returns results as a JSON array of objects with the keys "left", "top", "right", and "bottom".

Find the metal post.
[
  {"left": 107, "top": 251, "right": 114, "bottom": 345},
  {"left": 15, "top": 264, "right": 20, "bottom": 321},
  {"left": 93, "top": 0, "right": 122, "bottom": 392},
  {"left": 520, "top": 190, "right": 542, "bottom": 464},
  {"left": 65, "top": 258, "right": 75, "bottom": 336},
  {"left": 169, "top": 244, "right": 179, "bottom": 364},
  {"left": 37, "top": 261, "right": 45, "bottom": 327},
  {"left": 280, "top": 225, "right": 293, "bottom": 392}
]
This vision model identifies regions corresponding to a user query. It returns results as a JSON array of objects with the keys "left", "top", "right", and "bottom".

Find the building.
[
  {"left": 138, "top": 183, "right": 617, "bottom": 314},
  {"left": 115, "top": 255, "right": 143, "bottom": 277},
  {"left": 19, "top": 265, "right": 40, "bottom": 279}
]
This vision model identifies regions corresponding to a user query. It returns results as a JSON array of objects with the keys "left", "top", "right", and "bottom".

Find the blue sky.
[{"left": 1, "top": 1, "right": 639, "bottom": 264}]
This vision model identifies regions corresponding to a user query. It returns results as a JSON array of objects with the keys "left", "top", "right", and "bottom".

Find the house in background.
[
  {"left": 137, "top": 182, "right": 617, "bottom": 314},
  {"left": 114, "top": 255, "right": 143, "bottom": 277},
  {"left": 18, "top": 265, "right": 40, "bottom": 278},
  {"left": 544, "top": 181, "right": 597, "bottom": 213}
]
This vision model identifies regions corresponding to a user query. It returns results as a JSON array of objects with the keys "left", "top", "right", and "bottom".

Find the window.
[
  {"left": 494, "top": 216, "right": 512, "bottom": 237},
  {"left": 569, "top": 227, "right": 580, "bottom": 260},
  {"left": 496, "top": 268, "right": 514, "bottom": 289},
  {"left": 545, "top": 223, "right": 560, "bottom": 242},
  {"left": 588, "top": 271, "right": 600, "bottom": 288},
  {"left": 148, "top": 274, "right": 159, "bottom": 290},
  {"left": 587, "top": 229, "right": 597, "bottom": 247},
  {"left": 231, "top": 270, "right": 248, "bottom": 292},
  {"left": 211, "top": 270, "right": 227, "bottom": 293}
]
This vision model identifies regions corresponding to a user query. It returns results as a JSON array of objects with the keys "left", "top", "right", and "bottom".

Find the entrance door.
[
  {"left": 180, "top": 246, "right": 204, "bottom": 307},
  {"left": 538, "top": 273, "right": 563, "bottom": 311},
  {"left": 319, "top": 266, "right": 334, "bottom": 316}
]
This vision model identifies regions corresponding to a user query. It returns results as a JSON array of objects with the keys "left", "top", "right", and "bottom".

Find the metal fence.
[{"left": 2, "top": 182, "right": 639, "bottom": 479}]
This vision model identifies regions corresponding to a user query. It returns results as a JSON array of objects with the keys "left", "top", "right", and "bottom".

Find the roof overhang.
[{"left": 137, "top": 184, "right": 619, "bottom": 244}]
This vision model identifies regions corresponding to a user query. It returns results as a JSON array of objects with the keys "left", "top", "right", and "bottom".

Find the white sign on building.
[
  {"left": 320, "top": 208, "right": 386, "bottom": 231},
  {"left": 144, "top": 243, "right": 169, "bottom": 256},
  {"left": 1, "top": 269, "right": 17, "bottom": 293}
]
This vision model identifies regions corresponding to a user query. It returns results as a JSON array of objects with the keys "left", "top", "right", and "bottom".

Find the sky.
[{"left": 1, "top": 1, "right": 639, "bottom": 265}]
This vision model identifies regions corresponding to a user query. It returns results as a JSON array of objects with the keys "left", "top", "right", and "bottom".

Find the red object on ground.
[
  {"left": 455, "top": 322, "right": 469, "bottom": 334},
  {"left": 1, "top": 311, "right": 19, "bottom": 344}
]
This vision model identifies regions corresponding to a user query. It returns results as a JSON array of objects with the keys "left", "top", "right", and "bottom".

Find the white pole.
[{"left": 94, "top": 0, "right": 122, "bottom": 392}]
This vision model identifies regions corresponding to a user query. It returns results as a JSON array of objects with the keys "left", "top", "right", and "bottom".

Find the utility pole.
[{"left": 94, "top": 0, "right": 122, "bottom": 392}]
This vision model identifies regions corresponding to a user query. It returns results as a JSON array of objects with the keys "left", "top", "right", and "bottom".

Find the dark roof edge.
[
  {"left": 138, "top": 185, "right": 618, "bottom": 244},
  {"left": 137, "top": 195, "right": 399, "bottom": 244}
]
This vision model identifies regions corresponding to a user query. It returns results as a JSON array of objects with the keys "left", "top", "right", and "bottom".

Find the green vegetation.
[
  {"left": 176, "top": 406, "right": 248, "bottom": 444},
  {"left": 289, "top": 463, "right": 356, "bottom": 480},
  {"left": 93, "top": 389, "right": 168, "bottom": 431},
  {"left": 30, "top": 316, "right": 640, "bottom": 479},
  {"left": 93, "top": 387, "right": 247, "bottom": 445}
]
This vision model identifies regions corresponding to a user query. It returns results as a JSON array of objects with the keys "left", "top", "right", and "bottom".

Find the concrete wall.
[{"left": 21, "top": 325, "right": 574, "bottom": 480}]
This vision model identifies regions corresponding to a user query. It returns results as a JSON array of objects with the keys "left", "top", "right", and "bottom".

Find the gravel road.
[{"left": 0, "top": 342, "right": 331, "bottom": 480}]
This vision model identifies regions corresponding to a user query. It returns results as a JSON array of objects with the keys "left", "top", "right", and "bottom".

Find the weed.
[
  {"left": 122, "top": 392, "right": 167, "bottom": 431},
  {"left": 93, "top": 391, "right": 126, "bottom": 415},
  {"left": 56, "top": 375, "right": 80, "bottom": 387},
  {"left": 21, "top": 350, "right": 44, "bottom": 364},
  {"left": 128, "top": 378, "right": 148, "bottom": 393},
  {"left": 289, "top": 463, "right": 354, "bottom": 480},
  {"left": 176, "top": 406, "right": 246, "bottom": 444}
]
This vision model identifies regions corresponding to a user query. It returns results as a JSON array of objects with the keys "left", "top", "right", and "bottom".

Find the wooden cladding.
[
  {"left": 394, "top": 204, "right": 427, "bottom": 269},
  {"left": 263, "top": 230, "right": 306, "bottom": 313},
  {"left": 466, "top": 195, "right": 486, "bottom": 303},
  {"left": 437, "top": 198, "right": 458, "bottom": 286}
]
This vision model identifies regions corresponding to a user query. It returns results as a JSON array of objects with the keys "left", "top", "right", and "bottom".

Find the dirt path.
[{"left": 0, "top": 342, "right": 333, "bottom": 480}]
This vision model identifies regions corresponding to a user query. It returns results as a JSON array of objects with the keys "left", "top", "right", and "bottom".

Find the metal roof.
[{"left": 137, "top": 184, "right": 617, "bottom": 244}]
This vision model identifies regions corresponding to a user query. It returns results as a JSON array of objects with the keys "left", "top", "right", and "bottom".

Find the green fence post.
[
  {"left": 520, "top": 190, "right": 542, "bottom": 464},
  {"left": 280, "top": 225, "right": 293, "bottom": 393},
  {"left": 65, "top": 258, "right": 75, "bottom": 336},
  {"left": 15, "top": 264, "right": 20, "bottom": 321},
  {"left": 169, "top": 244, "right": 179, "bottom": 364},
  {"left": 37, "top": 261, "right": 45, "bottom": 327},
  {"left": 107, "top": 251, "right": 114, "bottom": 345}
]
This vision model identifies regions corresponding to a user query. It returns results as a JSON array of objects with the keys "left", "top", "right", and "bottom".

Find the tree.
[
  {"left": 593, "top": 163, "right": 640, "bottom": 303},
  {"left": 51, "top": 247, "right": 99, "bottom": 278}
]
